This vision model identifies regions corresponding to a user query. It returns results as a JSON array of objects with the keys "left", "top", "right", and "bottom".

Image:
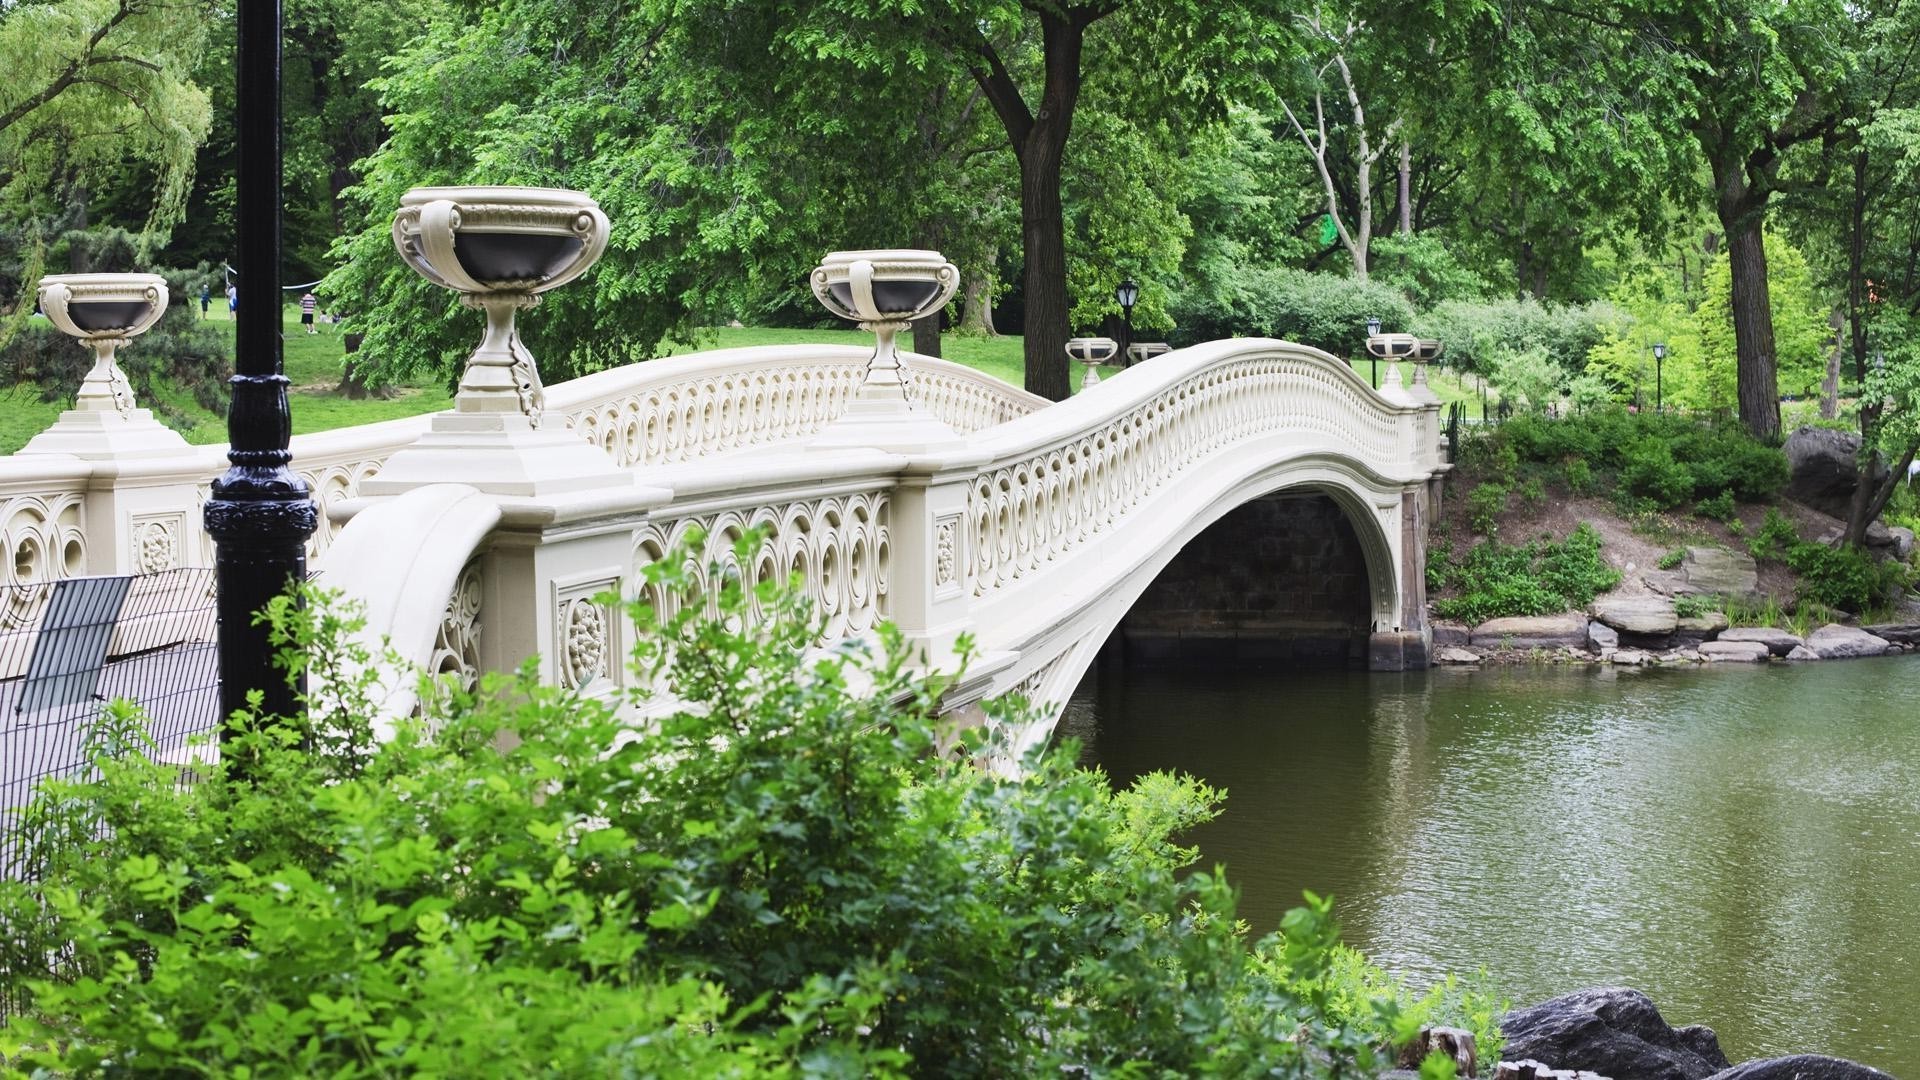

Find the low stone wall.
[
  {"left": 1119, "top": 492, "right": 1373, "bottom": 666},
  {"left": 1432, "top": 605, "right": 1918, "bottom": 667}
]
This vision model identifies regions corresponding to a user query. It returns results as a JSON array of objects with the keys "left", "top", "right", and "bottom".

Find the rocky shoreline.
[
  {"left": 1488, "top": 987, "right": 1894, "bottom": 1080},
  {"left": 1432, "top": 613, "right": 1920, "bottom": 668},
  {"left": 1431, "top": 541, "right": 1920, "bottom": 668}
]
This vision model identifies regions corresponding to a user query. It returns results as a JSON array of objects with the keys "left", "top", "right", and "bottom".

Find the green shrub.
[
  {"left": 1658, "top": 548, "right": 1687, "bottom": 570},
  {"left": 1433, "top": 524, "right": 1621, "bottom": 624},
  {"left": 1696, "top": 491, "right": 1736, "bottom": 523},
  {"left": 1563, "top": 458, "right": 1596, "bottom": 495},
  {"left": 1620, "top": 440, "right": 1695, "bottom": 508},
  {"left": 1749, "top": 507, "right": 1800, "bottom": 563},
  {"left": 1787, "top": 541, "right": 1911, "bottom": 613},
  {"left": 1520, "top": 476, "right": 1548, "bottom": 511},
  {"left": 1168, "top": 266, "right": 1416, "bottom": 356},
  {"left": 0, "top": 534, "right": 1495, "bottom": 1076},
  {"left": 1673, "top": 594, "right": 1710, "bottom": 620},
  {"left": 1416, "top": 298, "right": 1622, "bottom": 380},
  {"left": 1468, "top": 482, "right": 1509, "bottom": 536}
]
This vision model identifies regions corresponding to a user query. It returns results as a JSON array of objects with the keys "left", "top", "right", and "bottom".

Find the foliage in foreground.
[{"left": 0, "top": 536, "right": 1501, "bottom": 1076}]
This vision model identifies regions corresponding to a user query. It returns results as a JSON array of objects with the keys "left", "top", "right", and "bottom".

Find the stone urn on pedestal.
[
  {"left": 368, "top": 185, "right": 631, "bottom": 496},
  {"left": 1409, "top": 338, "right": 1444, "bottom": 406},
  {"left": 1126, "top": 341, "right": 1172, "bottom": 367},
  {"left": 1066, "top": 337, "right": 1119, "bottom": 391},
  {"left": 20, "top": 273, "right": 192, "bottom": 458},
  {"left": 1364, "top": 331, "right": 1420, "bottom": 405},
  {"left": 808, "top": 248, "right": 964, "bottom": 453}
]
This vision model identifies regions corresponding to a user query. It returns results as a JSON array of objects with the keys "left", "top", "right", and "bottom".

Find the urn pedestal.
[{"left": 1067, "top": 337, "right": 1119, "bottom": 391}]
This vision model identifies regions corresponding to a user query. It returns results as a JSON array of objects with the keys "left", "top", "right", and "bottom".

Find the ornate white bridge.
[{"left": 1, "top": 330, "right": 1446, "bottom": 760}]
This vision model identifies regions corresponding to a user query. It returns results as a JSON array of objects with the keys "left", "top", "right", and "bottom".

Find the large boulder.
[
  {"left": 1433, "top": 621, "right": 1472, "bottom": 647},
  {"left": 1588, "top": 620, "right": 1620, "bottom": 652},
  {"left": 1717, "top": 627, "right": 1804, "bottom": 657},
  {"left": 1499, "top": 987, "right": 1730, "bottom": 1080},
  {"left": 1471, "top": 614, "right": 1592, "bottom": 650},
  {"left": 1703, "top": 1056, "right": 1895, "bottom": 1080},
  {"left": 1678, "top": 548, "right": 1760, "bottom": 604},
  {"left": 1806, "top": 623, "right": 1890, "bottom": 659},
  {"left": 1785, "top": 426, "right": 1862, "bottom": 519},
  {"left": 1592, "top": 596, "right": 1678, "bottom": 636}
]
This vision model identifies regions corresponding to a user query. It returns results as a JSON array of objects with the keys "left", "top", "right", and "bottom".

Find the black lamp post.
[
  {"left": 1115, "top": 278, "right": 1138, "bottom": 365},
  {"left": 1365, "top": 315, "right": 1382, "bottom": 387},
  {"left": 1652, "top": 342, "right": 1666, "bottom": 413},
  {"left": 205, "top": 0, "right": 317, "bottom": 742}
]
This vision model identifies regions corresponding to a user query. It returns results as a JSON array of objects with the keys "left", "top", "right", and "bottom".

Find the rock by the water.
[
  {"left": 1863, "top": 623, "right": 1920, "bottom": 645},
  {"left": 1588, "top": 621, "right": 1620, "bottom": 651},
  {"left": 1677, "top": 547, "right": 1760, "bottom": 603},
  {"left": 1785, "top": 426, "right": 1862, "bottom": 519},
  {"left": 1698, "top": 640, "right": 1770, "bottom": 662},
  {"left": 1786, "top": 645, "right": 1821, "bottom": 661},
  {"left": 1435, "top": 646, "right": 1484, "bottom": 665},
  {"left": 1675, "top": 611, "right": 1729, "bottom": 638},
  {"left": 1717, "top": 627, "right": 1804, "bottom": 657},
  {"left": 1592, "top": 595, "right": 1678, "bottom": 636},
  {"left": 1703, "top": 1056, "right": 1895, "bottom": 1080},
  {"left": 1471, "top": 614, "right": 1592, "bottom": 650},
  {"left": 1433, "top": 621, "right": 1472, "bottom": 647},
  {"left": 1806, "top": 623, "right": 1891, "bottom": 659},
  {"left": 1500, "top": 988, "right": 1730, "bottom": 1080},
  {"left": 1612, "top": 649, "right": 1650, "bottom": 666}
]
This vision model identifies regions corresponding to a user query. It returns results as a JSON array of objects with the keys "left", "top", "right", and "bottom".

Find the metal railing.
[{"left": 0, "top": 568, "right": 220, "bottom": 882}]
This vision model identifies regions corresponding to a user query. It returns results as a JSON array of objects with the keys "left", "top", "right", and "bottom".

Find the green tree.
[{"left": 0, "top": 0, "right": 214, "bottom": 298}]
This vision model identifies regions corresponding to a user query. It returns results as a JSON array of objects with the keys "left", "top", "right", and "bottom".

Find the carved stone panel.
[
  {"left": 130, "top": 511, "right": 186, "bottom": 575},
  {"left": 552, "top": 576, "right": 620, "bottom": 691}
]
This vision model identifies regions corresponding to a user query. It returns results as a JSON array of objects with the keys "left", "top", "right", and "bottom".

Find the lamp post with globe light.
[
  {"left": 1653, "top": 342, "right": 1667, "bottom": 413},
  {"left": 1115, "top": 278, "right": 1138, "bottom": 365}
]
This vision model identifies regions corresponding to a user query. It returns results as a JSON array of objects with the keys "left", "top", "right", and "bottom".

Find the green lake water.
[{"left": 1065, "top": 658, "right": 1920, "bottom": 1075}]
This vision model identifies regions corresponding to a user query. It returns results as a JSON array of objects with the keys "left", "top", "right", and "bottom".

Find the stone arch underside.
[{"left": 974, "top": 451, "right": 1415, "bottom": 763}]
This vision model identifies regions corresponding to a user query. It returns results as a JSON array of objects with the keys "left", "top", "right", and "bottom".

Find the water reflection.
[{"left": 1069, "top": 658, "right": 1920, "bottom": 1074}]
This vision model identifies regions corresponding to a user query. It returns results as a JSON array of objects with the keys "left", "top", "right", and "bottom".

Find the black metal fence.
[{"left": 0, "top": 568, "right": 221, "bottom": 881}]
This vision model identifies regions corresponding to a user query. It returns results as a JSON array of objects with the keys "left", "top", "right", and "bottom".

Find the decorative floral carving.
[
  {"left": 562, "top": 597, "right": 608, "bottom": 688},
  {"left": 429, "top": 560, "right": 483, "bottom": 695},
  {"left": 135, "top": 517, "right": 179, "bottom": 574},
  {"left": 934, "top": 518, "right": 958, "bottom": 588}
]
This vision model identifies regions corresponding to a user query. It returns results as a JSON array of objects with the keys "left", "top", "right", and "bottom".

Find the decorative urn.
[
  {"left": 392, "top": 185, "right": 609, "bottom": 425},
  {"left": 1066, "top": 337, "right": 1119, "bottom": 390},
  {"left": 1126, "top": 341, "right": 1172, "bottom": 366},
  {"left": 18, "top": 272, "right": 194, "bottom": 460},
  {"left": 808, "top": 248, "right": 964, "bottom": 452},
  {"left": 37, "top": 273, "right": 169, "bottom": 417},
  {"left": 1364, "top": 331, "right": 1420, "bottom": 403},
  {"left": 367, "top": 185, "right": 631, "bottom": 497},
  {"left": 1409, "top": 339, "right": 1445, "bottom": 405}
]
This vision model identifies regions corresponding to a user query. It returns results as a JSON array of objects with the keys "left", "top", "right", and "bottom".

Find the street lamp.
[
  {"left": 205, "top": 0, "right": 318, "bottom": 744},
  {"left": 1364, "top": 315, "right": 1384, "bottom": 387},
  {"left": 1652, "top": 342, "right": 1666, "bottom": 414},
  {"left": 1115, "top": 278, "right": 1138, "bottom": 364}
]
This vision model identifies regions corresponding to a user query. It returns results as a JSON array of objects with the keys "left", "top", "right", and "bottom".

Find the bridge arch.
[{"left": 974, "top": 445, "right": 1428, "bottom": 764}]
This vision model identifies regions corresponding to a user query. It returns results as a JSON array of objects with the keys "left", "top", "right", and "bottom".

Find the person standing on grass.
[
  {"left": 299, "top": 290, "right": 318, "bottom": 334},
  {"left": 199, "top": 285, "right": 210, "bottom": 318},
  {"left": 226, "top": 282, "right": 237, "bottom": 319}
]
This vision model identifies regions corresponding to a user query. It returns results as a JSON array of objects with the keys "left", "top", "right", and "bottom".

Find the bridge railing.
[
  {"left": 0, "top": 344, "right": 1045, "bottom": 586},
  {"left": 958, "top": 338, "right": 1432, "bottom": 606}
]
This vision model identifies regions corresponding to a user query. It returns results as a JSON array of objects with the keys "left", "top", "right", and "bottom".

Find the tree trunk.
[
  {"left": 912, "top": 313, "right": 941, "bottom": 358},
  {"left": 1712, "top": 154, "right": 1781, "bottom": 441},
  {"left": 1821, "top": 308, "right": 1842, "bottom": 421},
  {"left": 1397, "top": 139, "right": 1412, "bottom": 235},
  {"left": 336, "top": 333, "right": 396, "bottom": 400},
  {"left": 960, "top": 262, "right": 997, "bottom": 335},
  {"left": 1020, "top": 140, "right": 1071, "bottom": 400}
]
